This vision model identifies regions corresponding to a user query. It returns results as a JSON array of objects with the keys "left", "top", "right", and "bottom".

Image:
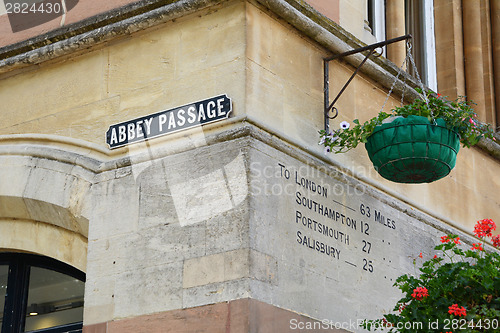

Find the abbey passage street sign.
[{"left": 106, "top": 94, "right": 232, "bottom": 149}]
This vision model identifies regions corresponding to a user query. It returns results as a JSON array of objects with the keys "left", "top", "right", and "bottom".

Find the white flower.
[
  {"left": 340, "top": 121, "right": 350, "bottom": 130},
  {"left": 328, "top": 135, "right": 339, "bottom": 142}
]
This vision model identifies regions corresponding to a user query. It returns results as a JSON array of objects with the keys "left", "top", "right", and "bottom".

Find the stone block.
[
  {"left": 117, "top": 222, "right": 207, "bottom": 273},
  {"left": 183, "top": 249, "right": 249, "bottom": 289},
  {"left": 27, "top": 97, "right": 120, "bottom": 147},
  {"left": 0, "top": 164, "right": 31, "bottom": 198},
  {"left": 0, "top": 219, "right": 87, "bottom": 271},
  {"left": 113, "top": 260, "right": 183, "bottom": 318},
  {"left": 174, "top": 1, "right": 245, "bottom": 79},
  {"left": 22, "top": 165, "right": 74, "bottom": 207},
  {"left": 339, "top": 0, "right": 366, "bottom": 42},
  {"left": 116, "top": 84, "right": 165, "bottom": 120},
  {"left": 106, "top": 30, "right": 176, "bottom": 96},
  {"left": 0, "top": 195, "right": 30, "bottom": 220},
  {"left": 246, "top": 60, "right": 284, "bottom": 128},
  {"left": 83, "top": 304, "right": 115, "bottom": 327},
  {"left": 159, "top": 145, "right": 249, "bottom": 228},
  {"left": 249, "top": 250, "right": 278, "bottom": 284},
  {"left": 183, "top": 252, "right": 225, "bottom": 289},
  {"left": 88, "top": 171, "right": 140, "bottom": 240},
  {"left": 224, "top": 248, "right": 250, "bottom": 281},
  {"left": 0, "top": 52, "right": 104, "bottom": 129},
  {"left": 182, "top": 279, "right": 250, "bottom": 309},
  {"left": 205, "top": 204, "right": 249, "bottom": 254},
  {"left": 85, "top": 237, "right": 122, "bottom": 278}
]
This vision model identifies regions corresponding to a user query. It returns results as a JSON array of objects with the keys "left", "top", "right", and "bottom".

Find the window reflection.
[{"left": 24, "top": 267, "right": 84, "bottom": 332}]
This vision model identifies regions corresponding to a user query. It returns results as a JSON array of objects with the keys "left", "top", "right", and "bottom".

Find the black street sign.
[{"left": 106, "top": 94, "right": 232, "bottom": 149}]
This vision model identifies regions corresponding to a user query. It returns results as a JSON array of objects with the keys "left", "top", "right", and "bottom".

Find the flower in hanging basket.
[
  {"left": 319, "top": 91, "right": 497, "bottom": 183},
  {"left": 340, "top": 121, "right": 350, "bottom": 130}
]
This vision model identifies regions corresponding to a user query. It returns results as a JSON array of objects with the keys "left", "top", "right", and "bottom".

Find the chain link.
[
  {"left": 380, "top": 41, "right": 428, "bottom": 113},
  {"left": 379, "top": 45, "right": 410, "bottom": 113},
  {"left": 406, "top": 42, "right": 428, "bottom": 104}
]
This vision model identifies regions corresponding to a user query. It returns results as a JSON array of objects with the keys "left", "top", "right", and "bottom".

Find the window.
[
  {"left": 367, "top": 0, "right": 386, "bottom": 43},
  {"left": 0, "top": 253, "right": 85, "bottom": 333},
  {"left": 405, "top": 0, "right": 437, "bottom": 90}
]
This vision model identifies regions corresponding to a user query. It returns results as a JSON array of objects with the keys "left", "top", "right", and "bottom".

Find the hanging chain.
[
  {"left": 399, "top": 42, "right": 411, "bottom": 106},
  {"left": 379, "top": 44, "right": 411, "bottom": 113},
  {"left": 406, "top": 41, "right": 428, "bottom": 105},
  {"left": 379, "top": 41, "right": 430, "bottom": 114}
]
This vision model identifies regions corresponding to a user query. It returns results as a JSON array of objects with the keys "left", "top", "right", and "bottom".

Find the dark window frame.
[{"left": 0, "top": 253, "right": 85, "bottom": 333}]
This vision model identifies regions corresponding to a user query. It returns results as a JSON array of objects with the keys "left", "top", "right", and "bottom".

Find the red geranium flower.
[
  {"left": 411, "top": 287, "right": 429, "bottom": 301},
  {"left": 492, "top": 235, "right": 500, "bottom": 248},
  {"left": 471, "top": 243, "right": 484, "bottom": 251},
  {"left": 441, "top": 236, "right": 450, "bottom": 243},
  {"left": 474, "top": 219, "right": 496, "bottom": 238},
  {"left": 441, "top": 235, "right": 460, "bottom": 244},
  {"left": 448, "top": 304, "right": 466, "bottom": 317}
]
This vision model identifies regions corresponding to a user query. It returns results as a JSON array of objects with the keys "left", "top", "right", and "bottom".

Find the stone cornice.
[{"left": 0, "top": 0, "right": 227, "bottom": 73}]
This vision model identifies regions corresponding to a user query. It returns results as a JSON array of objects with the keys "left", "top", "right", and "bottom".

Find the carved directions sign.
[{"left": 106, "top": 94, "right": 232, "bottom": 149}]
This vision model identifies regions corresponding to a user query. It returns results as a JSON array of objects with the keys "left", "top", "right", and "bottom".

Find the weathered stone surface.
[
  {"left": 183, "top": 248, "right": 249, "bottom": 288},
  {"left": 113, "top": 260, "right": 184, "bottom": 318},
  {"left": 0, "top": 151, "right": 92, "bottom": 240},
  {"left": 245, "top": 138, "right": 489, "bottom": 326},
  {"left": 182, "top": 279, "right": 250, "bottom": 308},
  {"left": 0, "top": 219, "right": 87, "bottom": 271}
]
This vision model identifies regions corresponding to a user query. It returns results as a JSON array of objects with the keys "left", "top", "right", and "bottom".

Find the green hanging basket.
[{"left": 365, "top": 115, "right": 460, "bottom": 183}]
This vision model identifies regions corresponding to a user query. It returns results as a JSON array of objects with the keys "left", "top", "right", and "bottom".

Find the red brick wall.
[
  {"left": 305, "top": 0, "right": 339, "bottom": 23},
  {"left": 83, "top": 299, "right": 349, "bottom": 333},
  {"left": 0, "top": 0, "right": 137, "bottom": 48}
]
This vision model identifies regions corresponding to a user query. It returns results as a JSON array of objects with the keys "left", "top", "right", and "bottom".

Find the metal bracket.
[{"left": 323, "top": 34, "right": 412, "bottom": 132}]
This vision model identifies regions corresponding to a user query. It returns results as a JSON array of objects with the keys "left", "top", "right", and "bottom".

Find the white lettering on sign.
[{"left": 106, "top": 94, "right": 232, "bottom": 149}]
